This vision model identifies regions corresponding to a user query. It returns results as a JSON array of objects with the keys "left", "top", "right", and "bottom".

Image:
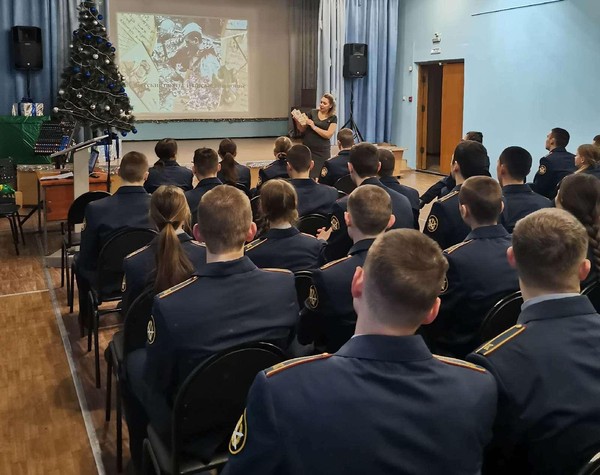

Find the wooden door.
[
  {"left": 416, "top": 66, "right": 429, "bottom": 170},
  {"left": 439, "top": 62, "right": 464, "bottom": 175}
]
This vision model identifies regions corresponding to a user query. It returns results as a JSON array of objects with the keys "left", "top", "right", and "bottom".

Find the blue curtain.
[
  {"left": 345, "top": 0, "right": 399, "bottom": 143},
  {"left": 0, "top": 0, "right": 92, "bottom": 117}
]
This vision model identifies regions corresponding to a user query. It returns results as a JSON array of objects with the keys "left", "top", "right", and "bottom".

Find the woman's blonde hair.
[
  {"left": 322, "top": 93, "right": 336, "bottom": 116},
  {"left": 576, "top": 144, "right": 600, "bottom": 171}
]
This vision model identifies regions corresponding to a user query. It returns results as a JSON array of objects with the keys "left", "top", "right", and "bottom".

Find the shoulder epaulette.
[
  {"left": 434, "top": 355, "right": 487, "bottom": 373},
  {"left": 157, "top": 276, "right": 198, "bottom": 299},
  {"left": 266, "top": 353, "right": 331, "bottom": 378},
  {"left": 244, "top": 238, "right": 267, "bottom": 252},
  {"left": 320, "top": 255, "right": 351, "bottom": 270},
  {"left": 475, "top": 324, "right": 526, "bottom": 356},
  {"left": 445, "top": 239, "right": 474, "bottom": 254},
  {"left": 262, "top": 267, "right": 293, "bottom": 274},
  {"left": 263, "top": 161, "right": 276, "bottom": 170},
  {"left": 125, "top": 244, "right": 150, "bottom": 260},
  {"left": 190, "top": 240, "right": 206, "bottom": 247},
  {"left": 438, "top": 190, "right": 459, "bottom": 203}
]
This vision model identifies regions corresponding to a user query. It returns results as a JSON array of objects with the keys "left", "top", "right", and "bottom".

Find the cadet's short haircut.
[
  {"left": 193, "top": 148, "right": 219, "bottom": 176},
  {"left": 154, "top": 138, "right": 177, "bottom": 161},
  {"left": 512, "top": 208, "right": 588, "bottom": 290},
  {"left": 453, "top": 140, "right": 489, "bottom": 179},
  {"left": 337, "top": 128, "right": 355, "bottom": 148},
  {"left": 464, "top": 131, "right": 483, "bottom": 143},
  {"left": 347, "top": 185, "right": 392, "bottom": 236},
  {"left": 459, "top": 176, "right": 503, "bottom": 224},
  {"left": 349, "top": 142, "right": 379, "bottom": 178},
  {"left": 286, "top": 144, "right": 312, "bottom": 173},
  {"left": 377, "top": 148, "right": 395, "bottom": 177},
  {"left": 364, "top": 230, "right": 448, "bottom": 322},
  {"left": 594, "top": 135, "right": 600, "bottom": 147},
  {"left": 260, "top": 179, "right": 298, "bottom": 225},
  {"left": 119, "top": 151, "right": 149, "bottom": 182},
  {"left": 499, "top": 146, "right": 532, "bottom": 182},
  {"left": 197, "top": 186, "right": 251, "bottom": 254},
  {"left": 551, "top": 127, "right": 570, "bottom": 148}
]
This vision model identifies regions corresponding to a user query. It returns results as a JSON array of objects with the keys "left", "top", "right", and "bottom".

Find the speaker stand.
[{"left": 342, "top": 79, "right": 364, "bottom": 142}]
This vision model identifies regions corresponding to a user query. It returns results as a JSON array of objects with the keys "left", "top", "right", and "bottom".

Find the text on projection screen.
[{"left": 116, "top": 12, "right": 248, "bottom": 117}]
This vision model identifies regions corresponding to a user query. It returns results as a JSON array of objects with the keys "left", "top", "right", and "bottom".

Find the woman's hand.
[{"left": 305, "top": 118, "right": 315, "bottom": 128}]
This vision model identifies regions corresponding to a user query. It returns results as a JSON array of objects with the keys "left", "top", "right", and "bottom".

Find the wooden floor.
[{"left": 0, "top": 161, "right": 440, "bottom": 474}]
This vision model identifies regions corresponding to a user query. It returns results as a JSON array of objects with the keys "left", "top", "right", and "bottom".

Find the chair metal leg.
[
  {"left": 61, "top": 244, "right": 66, "bottom": 288},
  {"left": 8, "top": 215, "right": 19, "bottom": 255},
  {"left": 69, "top": 262, "right": 76, "bottom": 314},
  {"left": 87, "top": 292, "right": 94, "bottom": 352},
  {"left": 94, "top": 309, "right": 101, "bottom": 388},
  {"left": 105, "top": 354, "right": 112, "bottom": 421},
  {"left": 17, "top": 214, "right": 25, "bottom": 244},
  {"left": 116, "top": 379, "right": 123, "bottom": 473}
]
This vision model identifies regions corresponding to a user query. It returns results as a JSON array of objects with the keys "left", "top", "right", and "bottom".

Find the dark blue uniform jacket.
[
  {"left": 258, "top": 158, "right": 288, "bottom": 187},
  {"left": 319, "top": 150, "right": 350, "bottom": 186},
  {"left": 500, "top": 184, "right": 551, "bottom": 233},
  {"left": 185, "top": 177, "right": 222, "bottom": 224},
  {"left": 144, "top": 160, "right": 194, "bottom": 194},
  {"left": 290, "top": 178, "right": 338, "bottom": 217},
  {"left": 217, "top": 162, "right": 251, "bottom": 191},
  {"left": 423, "top": 185, "right": 470, "bottom": 251},
  {"left": 531, "top": 147, "right": 576, "bottom": 199}
]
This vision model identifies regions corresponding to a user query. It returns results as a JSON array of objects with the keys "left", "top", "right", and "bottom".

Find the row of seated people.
[{"left": 74, "top": 142, "right": 600, "bottom": 475}]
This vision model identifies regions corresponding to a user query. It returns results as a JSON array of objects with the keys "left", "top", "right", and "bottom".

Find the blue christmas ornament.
[
  {"left": 73, "top": 30, "right": 78, "bottom": 36},
  {"left": 108, "top": 83, "right": 115, "bottom": 89},
  {"left": 91, "top": 7, "right": 97, "bottom": 13},
  {"left": 86, "top": 34, "right": 92, "bottom": 40},
  {"left": 110, "top": 47, "right": 116, "bottom": 52},
  {"left": 132, "top": 128, "right": 138, "bottom": 134},
  {"left": 98, "top": 14, "right": 103, "bottom": 20},
  {"left": 73, "top": 66, "right": 81, "bottom": 73},
  {"left": 107, "top": 42, "right": 112, "bottom": 47},
  {"left": 121, "top": 131, "right": 128, "bottom": 137},
  {"left": 99, "top": 76, "right": 105, "bottom": 83},
  {"left": 85, "top": 71, "right": 91, "bottom": 78},
  {"left": 120, "top": 87, "right": 125, "bottom": 93},
  {"left": 96, "top": 37, "right": 103, "bottom": 44}
]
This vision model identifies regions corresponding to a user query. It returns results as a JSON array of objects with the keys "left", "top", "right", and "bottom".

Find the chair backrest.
[
  {"left": 297, "top": 214, "right": 329, "bottom": 237},
  {"left": 578, "top": 452, "right": 600, "bottom": 475},
  {"left": 123, "top": 285, "right": 155, "bottom": 355},
  {"left": 67, "top": 191, "right": 111, "bottom": 227},
  {"left": 333, "top": 174, "right": 356, "bottom": 195},
  {"left": 96, "top": 228, "right": 157, "bottom": 300},
  {"left": 250, "top": 195, "right": 261, "bottom": 221},
  {"left": 582, "top": 281, "right": 600, "bottom": 313},
  {"left": 477, "top": 291, "right": 523, "bottom": 344},
  {"left": 294, "top": 270, "right": 314, "bottom": 308},
  {"left": 0, "top": 158, "right": 16, "bottom": 189},
  {"left": 172, "top": 342, "right": 286, "bottom": 469}
]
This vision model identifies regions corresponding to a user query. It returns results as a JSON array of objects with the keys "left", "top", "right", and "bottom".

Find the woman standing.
[{"left": 293, "top": 93, "right": 338, "bottom": 179}]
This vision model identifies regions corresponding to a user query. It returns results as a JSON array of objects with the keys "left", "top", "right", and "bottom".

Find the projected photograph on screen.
[{"left": 116, "top": 13, "right": 248, "bottom": 116}]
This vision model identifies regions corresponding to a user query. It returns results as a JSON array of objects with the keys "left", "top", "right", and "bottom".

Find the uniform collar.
[
  {"left": 549, "top": 147, "right": 567, "bottom": 155},
  {"left": 290, "top": 178, "right": 316, "bottom": 188},
  {"left": 349, "top": 238, "right": 375, "bottom": 255},
  {"left": 194, "top": 256, "right": 257, "bottom": 277},
  {"left": 336, "top": 334, "right": 433, "bottom": 363},
  {"left": 518, "top": 295, "right": 596, "bottom": 324},
  {"left": 196, "top": 177, "right": 222, "bottom": 188},
  {"left": 379, "top": 175, "right": 397, "bottom": 185},
  {"left": 116, "top": 185, "right": 148, "bottom": 194},
  {"left": 264, "top": 227, "right": 300, "bottom": 239},
  {"left": 360, "top": 177, "right": 383, "bottom": 187},
  {"left": 162, "top": 160, "right": 180, "bottom": 167},
  {"left": 502, "top": 184, "right": 534, "bottom": 194},
  {"left": 465, "top": 224, "right": 509, "bottom": 240},
  {"left": 337, "top": 150, "right": 351, "bottom": 157}
]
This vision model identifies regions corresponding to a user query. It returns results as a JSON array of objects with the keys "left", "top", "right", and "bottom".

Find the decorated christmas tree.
[{"left": 54, "top": 1, "right": 136, "bottom": 136}]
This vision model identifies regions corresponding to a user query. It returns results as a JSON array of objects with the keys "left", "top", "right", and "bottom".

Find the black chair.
[
  {"left": 88, "top": 228, "right": 157, "bottom": 388},
  {"left": 294, "top": 270, "right": 314, "bottom": 308},
  {"left": 63, "top": 191, "right": 110, "bottom": 304},
  {"left": 582, "top": 281, "right": 600, "bottom": 313},
  {"left": 0, "top": 192, "right": 24, "bottom": 255},
  {"left": 105, "top": 285, "right": 155, "bottom": 473},
  {"left": 336, "top": 189, "right": 347, "bottom": 199},
  {"left": 297, "top": 214, "right": 329, "bottom": 237},
  {"left": 333, "top": 174, "right": 356, "bottom": 195},
  {"left": 578, "top": 452, "right": 600, "bottom": 475},
  {"left": 250, "top": 195, "right": 261, "bottom": 222},
  {"left": 142, "top": 342, "right": 286, "bottom": 475},
  {"left": 477, "top": 291, "right": 523, "bottom": 345}
]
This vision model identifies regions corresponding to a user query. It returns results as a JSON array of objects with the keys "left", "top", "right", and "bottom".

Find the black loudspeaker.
[
  {"left": 12, "top": 26, "right": 43, "bottom": 71},
  {"left": 343, "top": 43, "right": 367, "bottom": 78}
]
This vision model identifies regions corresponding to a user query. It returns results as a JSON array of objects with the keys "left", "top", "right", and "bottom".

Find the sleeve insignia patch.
[
  {"left": 321, "top": 166, "right": 328, "bottom": 177},
  {"left": 427, "top": 215, "right": 439, "bottom": 233},
  {"left": 331, "top": 215, "right": 340, "bottom": 231},
  {"left": 307, "top": 284, "right": 319, "bottom": 309},
  {"left": 538, "top": 165, "right": 547, "bottom": 175},
  {"left": 81, "top": 218, "right": 86, "bottom": 232},
  {"left": 440, "top": 276, "right": 448, "bottom": 294},
  {"left": 147, "top": 316, "right": 156, "bottom": 345},
  {"left": 229, "top": 410, "right": 247, "bottom": 455},
  {"left": 121, "top": 275, "right": 127, "bottom": 293}
]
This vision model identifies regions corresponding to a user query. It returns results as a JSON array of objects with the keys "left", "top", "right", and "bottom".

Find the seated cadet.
[
  {"left": 319, "top": 142, "right": 414, "bottom": 263},
  {"left": 75, "top": 152, "right": 152, "bottom": 317},
  {"left": 185, "top": 147, "right": 222, "bottom": 225},
  {"left": 377, "top": 148, "right": 420, "bottom": 228},
  {"left": 298, "top": 185, "right": 394, "bottom": 352},
  {"left": 144, "top": 138, "right": 193, "bottom": 194},
  {"left": 285, "top": 144, "right": 338, "bottom": 216},
  {"left": 573, "top": 143, "right": 600, "bottom": 179},
  {"left": 594, "top": 134, "right": 600, "bottom": 148},
  {"left": 245, "top": 179, "right": 325, "bottom": 272},
  {"left": 122, "top": 185, "right": 206, "bottom": 313},
  {"left": 257, "top": 136, "right": 292, "bottom": 188},
  {"left": 319, "top": 127, "right": 354, "bottom": 186},
  {"left": 497, "top": 146, "right": 551, "bottom": 233},
  {"left": 124, "top": 185, "right": 298, "bottom": 469},
  {"left": 424, "top": 140, "right": 490, "bottom": 250},
  {"left": 217, "top": 138, "right": 251, "bottom": 191},
  {"left": 422, "top": 176, "right": 519, "bottom": 358},
  {"left": 468, "top": 208, "right": 600, "bottom": 475},
  {"left": 223, "top": 229, "right": 497, "bottom": 475},
  {"left": 419, "top": 131, "right": 485, "bottom": 207},
  {"left": 531, "top": 127, "right": 576, "bottom": 199},
  {"left": 556, "top": 173, "right": 600, "bottom": 288}
]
